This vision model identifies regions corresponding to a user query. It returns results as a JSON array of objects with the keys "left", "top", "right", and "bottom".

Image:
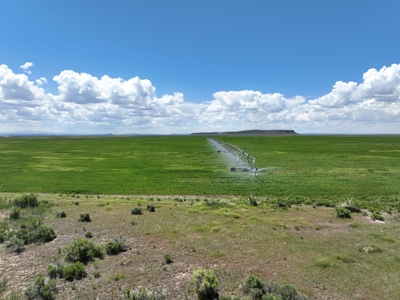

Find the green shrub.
[
  {"left": 335, "top": 206, "right": 351, "bottom": 219},
  {"left": 333, "top": 254, "right": 356, "bottom": 264},
  {"left": 348, "top": 222, "right": 360, "bottom": 228},
  {"left": 130, "top": 218, "right": 137, "bottom": 226},
  {"left": 342, "top": 199, "right": 361, "bottom": 213},
  {"left": 56, "top": 211, "right": 66, "bottom": 218},
  {"left": 242, "top": 275, "right": 267, "bottom": 299},
  {"left": 203, "top": 199, "right": 227, "bottom": 209},
  {"left": 0, "top": 231, "right": 5, "bottom": 243},
  {"left": 29, "top": 225, "right": 56, "bottom": 244},
  {"left": 106, "top": 237, "right": 129, "bottom": 255},
  {"left": 13, "top": 227, "right": 27, "bottom": 241},
  {"left": 65, "top": 238, "right": 103, "bottom": 263},
  {"left": 314, "top": 257, "right": 336, "bottom": 268},
  {"left": 6, "top": 236, "right": 25, "bottom": 254},
  {"left": 0, "top": 277, "right": 7, "bottom": 294},
  {"left": 164, "top": 253, "right": 173, "bottom": 264},
  {"left": 47, "top": 264, "right": 65, "bottom": 279},
  {"left": 242, "top": 275, "right": 307, "bottom": 300},
  {"left": 272, "top": 199, "right": 291, "bottom": 210},
  {"left": 22, "top": 217, "right": 42, "bottom": 230},
  {"left": 192, "top": 269, "right": 219, "bottom": 300},
  {"left": 79, "top": 213, "right": 91, "bottom": 222},
  {"left": 25, "top": 275, "right": 57, "bottom": 300},
  {"left": 7, "top": 219, "right": 55, "bottom": 246},
  {"left": 63, "top": 262, "right": 86, "bottom": 281},
  {"left": 74, "top": 201, "right": 80, "bottom": 205},
  {"left": 263, "top": 281, "right": 281, "bottom": 296},
  {"left": 114, "top": 274, "right": 125, "bottom": 281},
  {"left": 131, "top": 207, "right": 142, "bottom": 215},
  {"left": 0, "top": 222, "right": 8, "bottom": 243},
  {"left": 248, "top": 194, "right": 258, "bottom": 207},
  {"left": 124, "top": 287, "right": 166, "bottom": 299},
  {"left": 3, "top": 291, "right": 20, "bottom": 300},
  {"left": 9, "top": 206, "right": 20, "bottom": 220},
  {"left": 371, "top": 211, "right": 385, "bottom": 221},
  {"left": 211, "top": 250, "right": 225, "bottom": 258},
  {"left": 280, "top": 284, "right": 305, "bottom": 300},
  {"left": 13, "top": 194, "right": 38, "bottom": 208},
  {"left": 147, "top": 204, "right": 155, "bottom": 212},
  {"left": 93, "top": 271, "right": 101, "bottom": 278},
  {"left": 13, "top": 222, "right": 56, "bottom": 245},
  {"left": 85, "top": 231, "right": 93, "bottom": 238}
]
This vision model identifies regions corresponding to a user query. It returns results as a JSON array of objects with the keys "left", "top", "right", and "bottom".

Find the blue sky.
[{"left": 1, "top": 1, "right": 400, "bottom": 134}]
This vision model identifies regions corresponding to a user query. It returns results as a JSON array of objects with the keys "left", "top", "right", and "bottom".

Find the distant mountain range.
[
  {"left": 1, "top": 129, "right": 298, "bottom": 137},
  {"left": 0, "top": 131, "right": 183, "bottom": 137},
  {"left": 0, "top": 131, "right": 114, "bottom": 137},
  {"left": 191, "top": 129, "right": 298, "bottom": 136}
]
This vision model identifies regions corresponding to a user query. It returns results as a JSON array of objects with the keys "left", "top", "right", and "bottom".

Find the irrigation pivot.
[{"left": 209, "top": 138, "right": 258, "bottom": 176}]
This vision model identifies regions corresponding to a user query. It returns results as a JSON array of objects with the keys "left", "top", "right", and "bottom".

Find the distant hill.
[{"left": 191, "top": 129, "right": 298, "bottom": 136}]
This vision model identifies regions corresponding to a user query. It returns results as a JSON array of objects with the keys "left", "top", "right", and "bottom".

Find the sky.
[{"left": 1, "top": 1, "right": 400, "bottom": 134}]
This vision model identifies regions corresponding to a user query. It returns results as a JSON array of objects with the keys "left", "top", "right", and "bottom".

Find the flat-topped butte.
[{"left": 191, "top": 129, "right": 297, "bottom": 136}]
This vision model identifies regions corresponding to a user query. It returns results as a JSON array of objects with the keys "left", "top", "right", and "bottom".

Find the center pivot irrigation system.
[{"left": 209, "top": 138, "right": 258, "bottom": 176}]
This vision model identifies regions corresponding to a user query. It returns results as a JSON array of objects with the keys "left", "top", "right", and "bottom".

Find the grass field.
[{"left": 0, "top": 135, "right": 400, "bottom": 201}]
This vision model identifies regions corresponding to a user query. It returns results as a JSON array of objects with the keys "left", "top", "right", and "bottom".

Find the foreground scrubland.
[
  {"left": 0, "top": 135, "right": 399, "bottom": 299},
  {"left": 1, "top": 193, "right": 400, "bottom": 299}
]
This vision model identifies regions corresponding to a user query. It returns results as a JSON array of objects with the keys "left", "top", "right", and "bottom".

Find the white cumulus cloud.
[
  {"left": 50, "top": 70, "right": 194, "bottom": 131},
  {"left": 20, "top": 62, "right": 34, "bottom": 74},
  {"left": 35, "top": 77, "right": 48, "bottom": 86},
  {"left": 0, "top": 64, "right": 51, "bottom": 132},
  {"left": 305, "top": 64, "right": 400, "bottom": 126},
  {"left": 1, "top": 63, "right": 400, "bottom": 134}
]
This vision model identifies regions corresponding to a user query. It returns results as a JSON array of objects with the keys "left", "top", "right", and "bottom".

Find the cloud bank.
[{"left": 1, "top": 63, "right": 400, "bottom": 134}]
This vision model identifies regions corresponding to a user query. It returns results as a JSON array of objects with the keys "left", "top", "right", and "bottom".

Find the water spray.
[{"left": 208, "top": 138, "right": 258, "bottom": 176}]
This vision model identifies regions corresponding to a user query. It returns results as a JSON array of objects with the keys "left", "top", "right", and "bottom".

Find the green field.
[{"left": 0, "top": 135, "right": 400, "bottom": 200}]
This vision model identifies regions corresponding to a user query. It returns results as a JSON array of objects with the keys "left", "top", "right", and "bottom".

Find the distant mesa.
[{"left": 191, "top": 129, "right": 298, "bottom": 136}]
